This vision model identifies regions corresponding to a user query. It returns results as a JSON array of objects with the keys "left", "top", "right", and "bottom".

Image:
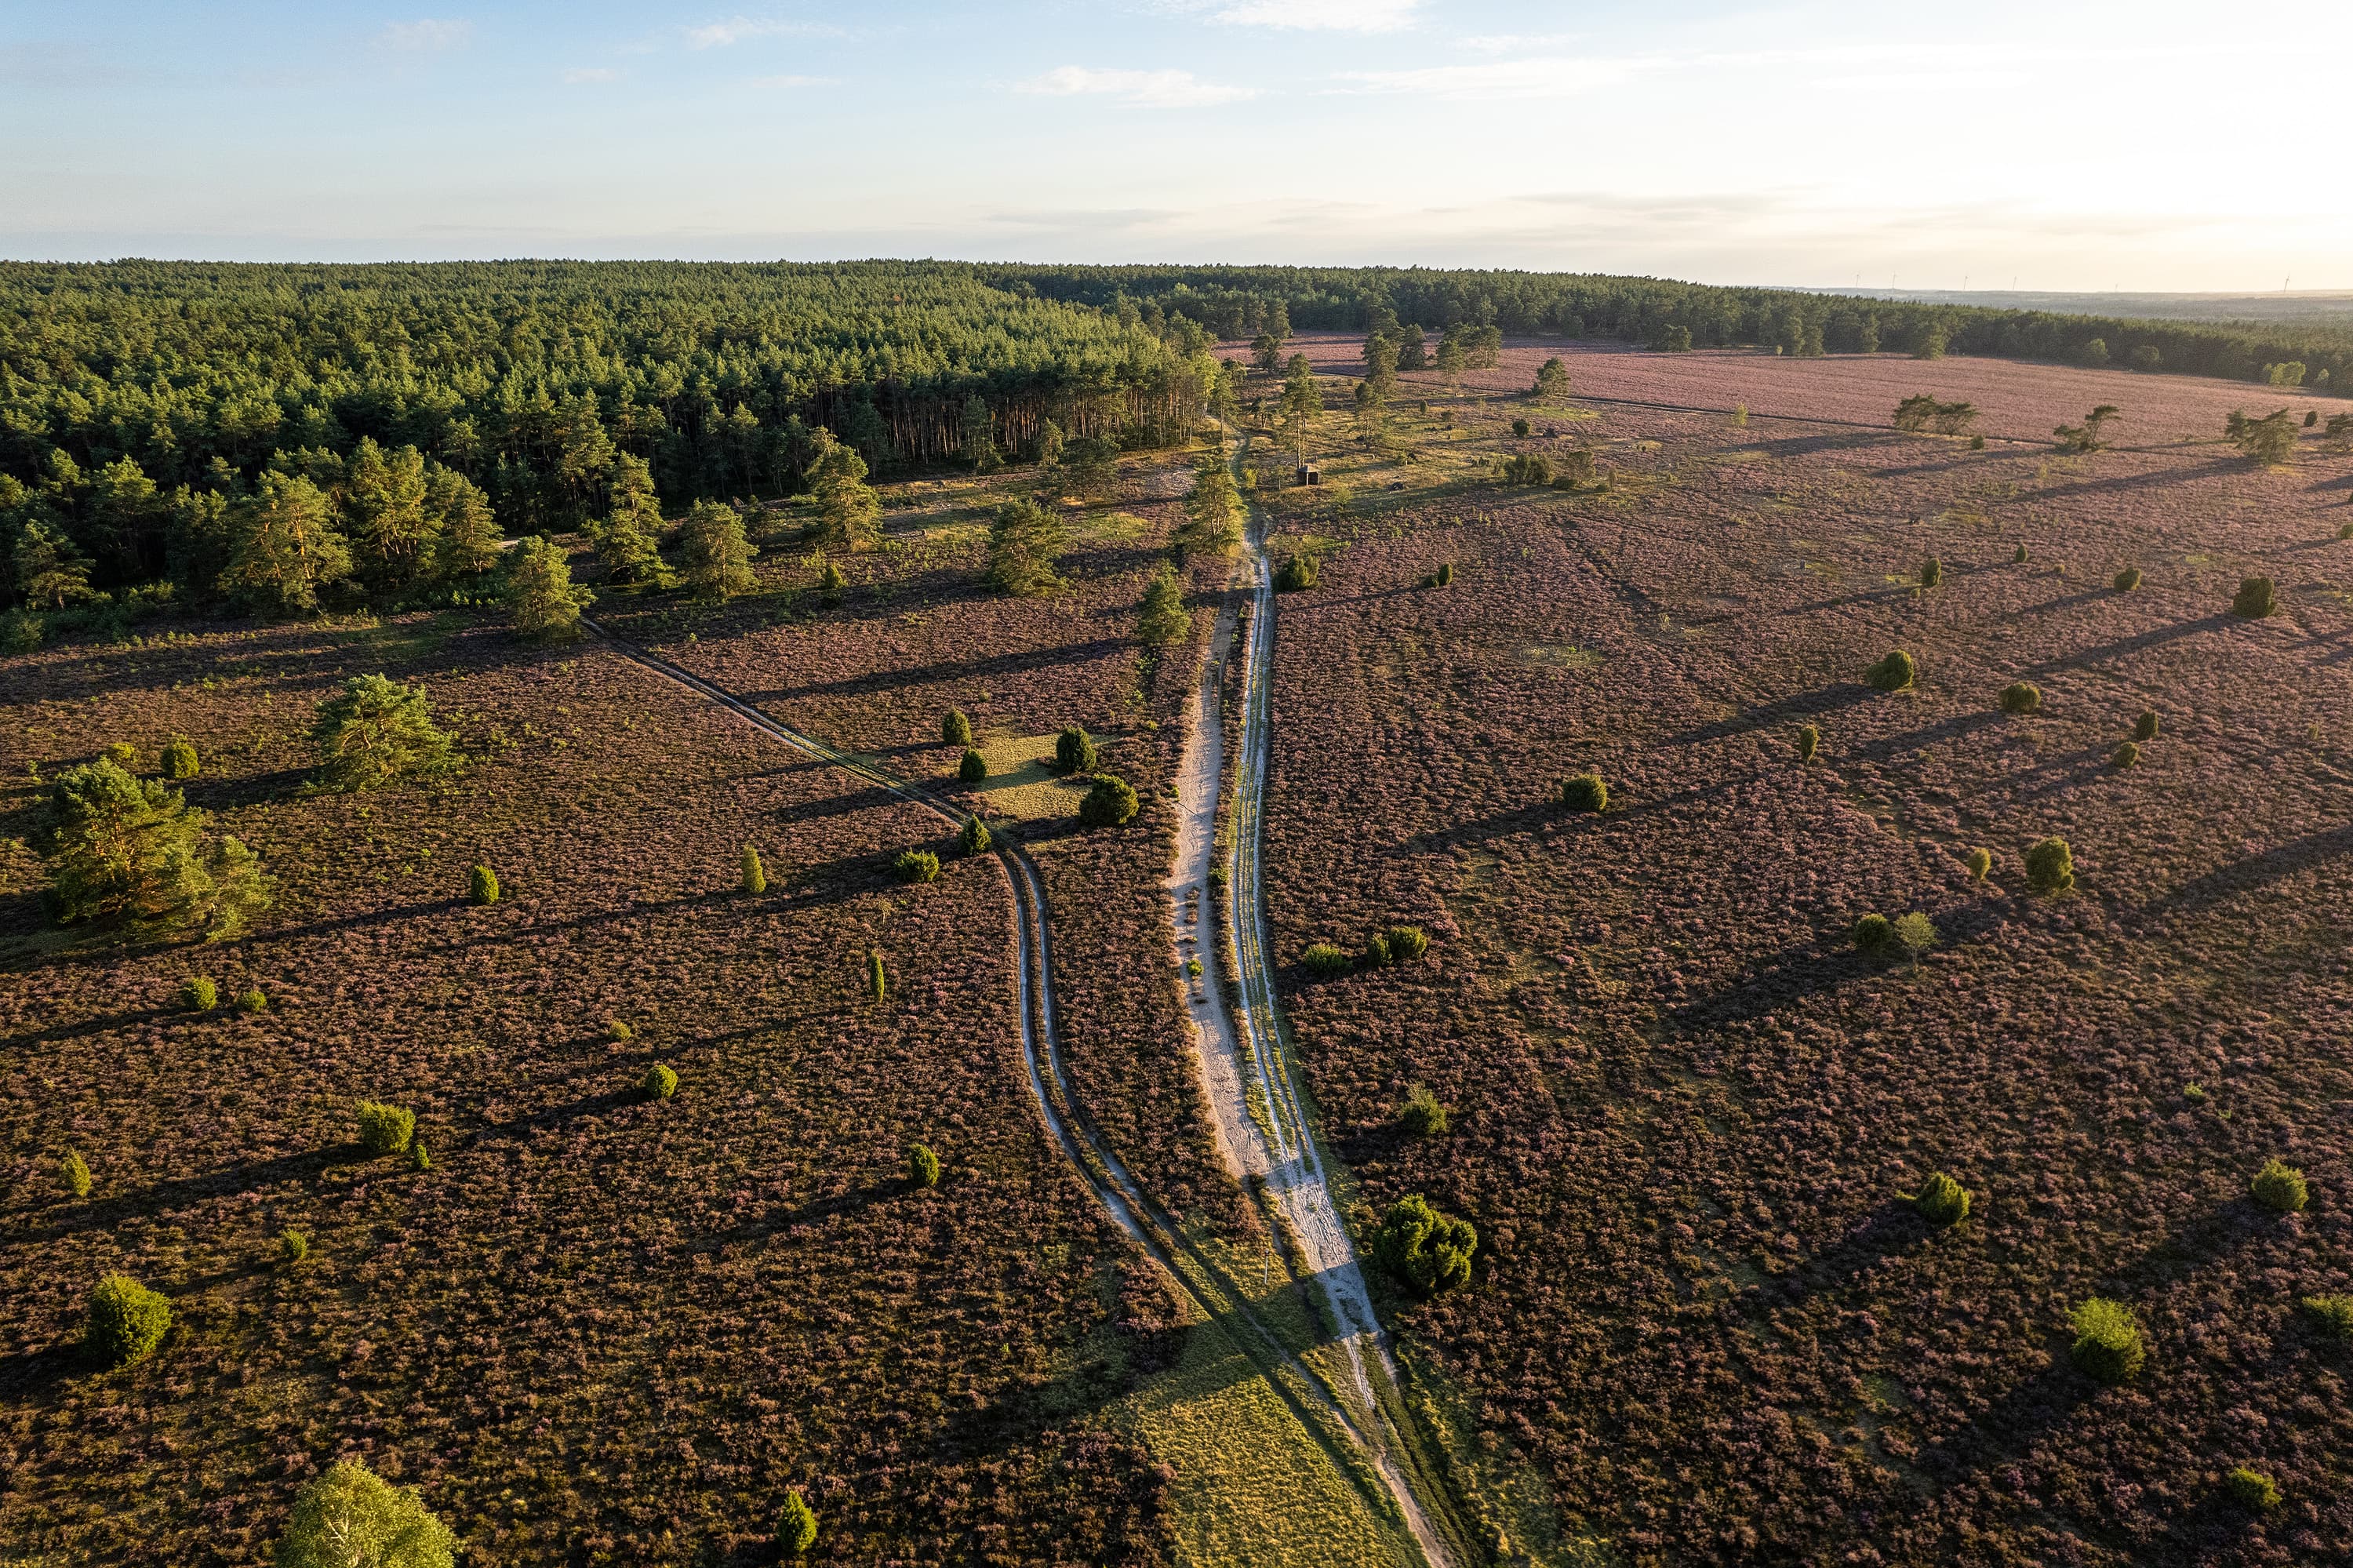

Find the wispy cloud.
[
  {"left": 750, "top": 73, "right": 836, "bottom": 88},
  {"left": 561, "top": 67, "right": 620, "bottom": 84},
  {"left": 1018, "top": 66, "right": 1255, "bottom": 108},
  {"left": 1210, "top": 0, "right": 1420, "bottom": 32},
  {"left": 374, "top": 19, "right": 474, "bottom": 53},
  {"left": 1331, "top": 56, "right": 1649, "bottom": 99},
  {"left": 686, "top": 16, "right": 843, "bottom": 49}
]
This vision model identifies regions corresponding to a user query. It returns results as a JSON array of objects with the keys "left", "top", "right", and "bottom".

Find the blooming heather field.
[
  {"left": 1253, "top": 352, "right": 2353, "bottom": 1564},
  {"left": 0, "top": 619, "right": 1172, "bottom": 1564}
]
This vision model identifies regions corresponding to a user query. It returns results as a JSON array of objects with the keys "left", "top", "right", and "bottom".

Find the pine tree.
[
  {"left": 1137, "top": 565, "right": 1189, "bottom": 645},
  {"left": 45, "top": 758, "right": 273, "bottom": 941},
  {"left": 344, "top": 437, "right": 436, "bottom": 588},
  {"left": 741, "top": 843, "right": 766, "bottom": 893},
  {"left": 1173, "top": 449, "right": 1244, "bottom": 558},
  {"left": 311, "top": 674, "right": 460, "bottom": 792},
  {"left": 277, "top": 1461, "right": 456, "bottom": 1568},
  {"left": 12, "top": 519, "right": 94, "bottom": 609},
  {"left": 809, "top": 430, "right": 881, "bottom": 551},
  {"left": 678, "top": 500, "right": 757, "bottom": 598},
  {"left": 503, "top": 535, "right": 594, "bottom": 639},
  {"left": 1533, "top": 357, "right": 1572, "bottom": 402},
  {"left": 426, "top": 467, "right": 501, "bottom": 581},
  {"left": 220, "top": 471, "right": 354, "bottom": 615},
  {"left": 587, "top": 453, "right": 667, "bottom": 584},
  {"left": 986, "top": 499, "right": 1067, "bottom": 596},
  {"left": 958, "top": 394, "right": 1000, "bottom": 472}
]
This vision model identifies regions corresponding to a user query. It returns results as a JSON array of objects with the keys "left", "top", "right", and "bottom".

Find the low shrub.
[
  {"left": 1999, "top": 682, "right": 2042, "bottom": 715},
  {"left": 1372, "top": 1194, "right": 1478, "bottom": 1297},
  {"left": 893, "top": 849, "right": 941, "bottom": 884},
  {"left": 1422, "top": 562, "right": 1456, "bottom": 588},
  {"left": 85, "top": 1274, "right": 171, "bottom": 1366},
  {"left": 278, "top": 1229, "right": 308, "bottom": 1265},
  {"left": 1275, "top": 552, "right": 1320, "bottom": 591},
  {"left": 1796, "top": 724, "right": 1819, "bottom": 762},
  {"left": 2340, "top": 520, "right": 2353, "bottom": 541},
  {"left": 941, "top": 708, "right": 973, "bottom": 747},
  {"left": 607, "top": 1018, "right": 634, "bottom": 1042},
  {"left": 1301, "top": 941, "right": 1351, "bottom": 977},
  {"left": 469, "top": 864, "right": 500, "bottom": 905},
  {"left": 958, "top": 748, "right": 988, "bottom": 783},
  {"left": 1912, "top": 1170, "right": 1972, "bottom": 1226},
  {"left": 1970, "top": 434, "right": 1987, "bottom": 449},
  {"left": 2224, "top": 1467, "right": 2281, "bottom": 1512},
  {"left": 1965, "top": 847, "right": 1992, "bottom": 882},
  {"left": 907, "top": 1143, "right": 941, "bottom": 1188},
  {"left": 1054, "top": 726, "right": 1098, "bottom": 774},
  {"left": 642, "top": 1062, "right": 679, "bottom": 1101},
  {"left": 236, "top": 986, "right": 267, "bottom": 1013},
  {"left": 1893, "top": 911, "right": 1937, "bottom": 955},
  {"left": 2112, "top": 566, "right": 2141, "bottom": 591},
  {"left": 1559, "top": 772, "right": 1608, "bottom": 812},
  {"left": 1079, "top": 775, "right": 1139, "bottom": 828},
  {"left": 2014, "top": 543, "right": 2030, "bottom": 563},
  {"left": 1918, "top": 558, "right": 1943, "bottom": 589},
  {"left": 2134, "top": 710, "right": 2161, "bottom": 741},
  {"left": 2232, "top": 575, "right": 2278, "bottom": 618},
  {"left": 1384, "top": 925, "right": 1431, "bottom": 962},
  {"left": 2069, "top": 1297, "right": 2147, "bottom": 1384},
  {"left": 2299, "top": 1293, "right": 2353, "bottom": 1339},
  {"left": 867, "top": 949, "right": 887, "bottom": 1002},
  {"left": 2112, "top": 740, "right": 2141, "bottom": 768},
  {"left": 355, "top": 1101, "right": 416, "bottom": 1156},
  {"left": 1511, "top": 417, "right": 1530, "bottom": 437},
  {"left": 61, "top": 1148, "right": 91, "bottom": 1199},
  {"left": 104, "top": 740, "right": 141, "bottom": 771},
  {"left": 180, "top": 975, "right": 216, "bottom": 1011},
  {"left": 777, "top": 1489, "right": 820, "bottom": 1555},
  {"left": 740, "top": 843, "right": 766, "bottom": 894},
  {"left": 1865, "top": 649, "right": 1916, "bottom": 692},
  {"left": 958, "top": 815, "right": 991, "bottom": 856},
  {"left": 2024, "top": 835, "right": 2075, "bottom": 895},
  {"left": 1398, "top": 1085, "right": 1449, "bottom": 1137},
  {"left": 162, "top": 737, "right": 200, "bottom": 780},
  {"left": 2251, "top": 1157, "right": 2309, "bottom": 1213},
  {"left": 1852, "top": 913, "right": 1893, "bottom": 955},
  {"left": 1362, "top": 931, "right": 1393, "bottom": 969},
  {"left": 278, "top": 1461, "right": 456, "bottom": 1568},
  {"left": 408, "top": 1140, "right": 431, "bottom": 1172}
]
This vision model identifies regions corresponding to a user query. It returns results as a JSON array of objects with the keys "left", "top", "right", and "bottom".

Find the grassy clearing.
[{"left": 968, "top": 729, "right": 1096, "bottom": 820}]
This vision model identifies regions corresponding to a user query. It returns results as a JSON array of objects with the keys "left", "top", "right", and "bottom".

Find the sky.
[{"left": 3, "top": 0, "right": 2347, "bottom": 290}]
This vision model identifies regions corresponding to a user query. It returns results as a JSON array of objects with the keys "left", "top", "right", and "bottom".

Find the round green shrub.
[
  {"left": 642, "top": 1062, "right": 678, "bottom": 1101},
  {"left": 1372, "top": 1194, "right": 1478, "bottom": 1297},
  {"left": 355, "top": 1102, "right": 416, "bottom": 1156},
  {"left": 893, "top": 849, "right": 940, "bottom": 884},
  {"left": 162, "top": 737, "right": 200, "bottom": 780},
  {"left": 2069, "top": 1297, "right": 2147, "bottom": 1384},
  {"left": 740, "top": 843, "right": 767, "bottom": 894},
  {"left": 1079, "top": 775, "right": 1139, "bottom": 828},
  {"left": 2224, "top": 1467, "right": 2280, "bottom": 1512},
  {"left": 1559, "top": 772, "right": 1608, "bottom": 812},
  {"left": 1893, "top": 911, "right": 1938, "bottom": 955},
  {"left": 1398, "top": 1085, "right": 1449, "bottom": 1138},
  {"left": 1362, "top": 931, "right": 1393, "bottom": 969},
  {"left": 1384, "top": 925, "right": 1431, "bottom": 962},
  {"left": 907, "top": 1143, "right": 940, "bottom": 1188},
  {"left": 1852, "top": 913, "right": 1893, "bottom": 955},
  {"left": 2232, "top": 576, "right": 2278, "bottom": 618},
  {"left": 469, "top": 864, "right": 500, "bottom": 905},
  {"left": 2340, "top": 520, "right": 2353, "bottom": 541},
  {"left": 1912, "top": 1171, "right": 1971, "bottom": 1226},
  {"left": 278, "top": 1229, "right": 309, "bottom": 1265},
  {"left": 2134, "top": 710, "right": 2161, "bottom": 742},
  {"left": 1301, "top": 941, "right": 1351, "bottom": 977},
  {"left": 941, "top": 709, "right": 973, "bottom": 747},
  {"left": 104, "top": 740, "right": 140, "bottom": 771},
  {"left": 1796, "top": 724, "right": 1819, "bottom": 762},
  {"left": 1511, "top": 418, "right": 1530, "bottom": 437},
  {"left": 2111, "top": 740, "right": 2140, "bottom": 768},
  {"left": 607, "top": 1018, "right": 635, "bottom": 1042},
  {"left": 958, "top": 748, "right": 988, "bottom": 783},
  {"left": 1965, "top": 847, "right": 1992, "bottom": 882},
  {"left": 1970, "top": 433, "right": 1987, "bottom": 449},
  {"left": 85, "top": 1274, "right": 170, "bottom": 1366},
  {"left": 776, "top": 1488, "right": 820, "bottom": 1555},
  {"left": 1999, "top": 682, "right": 2042, "bottom": 715},
  {"left": 2251, "top": 1157, "right": 2308, "bottom": 1213},
  {"left": 1918, "top": 558, "right": 1943, "bottom": 589},
  {"left": 180, "top": 975, "right": 217, "bottom": 1012},
  {"left": 1054, "top": 726, "right": 1098, "bottom": 773},
  {"left": 1865, "top": 649, "right": 1917, "bottom": 692},
  {"left": 1275, "top": 552, "right": 1320, "bottom": 591},
  {"left": 2024, "top": 836, "right": 2075, "bottom": 895},
  {"left": 2112, "top": 566, "right": 2141, "bottom": 591},
  {"left": 236, "top": 987, "right": 267, "bottom": 1013},
  {"left": 958, "top": 815, "right": 991, "bottom": 856},
  {"left": 279, "top": 1461, "right": 456, "bottom": 1568}
]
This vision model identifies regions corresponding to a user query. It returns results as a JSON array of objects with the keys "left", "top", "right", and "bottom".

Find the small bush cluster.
[
  {"left": 278, "top": 1461, "right": 456, "bottom": 1568},
  {"left": 1362, "top": 925, "right": 1430, "bottom": 969},
  {"left": 60, "top": 1148, "right": 92, "bottom": 1199},
  {"left": 2069, "top": 1297, "right": 2147, "bottom": 1384},
  {"left": 2300, "top": 1293, "right": 2353, "bottom": 1339},
  {"left": 958, "top": 748, "right": 988, "bottom": 783},
  {"left": 1301, "top": 941, "right": 1352, "bottom": 977},
  {"left": 1421, "top": 562, "right": 1456, "bottom": 589},
  {"left": 180, "top": 975, "right": 217, "bottom": 1011},
  {"left": 162, "top": 737, "right": 200, "bottom": 780},
  {"left": 2112, "top": 566, "right": 2141, "bottom": 591},
  {"left": 1964, "top": 847, "right": 1993, "bottom": 882},
  {"left": 642, "top": 1062, "right": 679, "bottom": 1101},
  {"left": 941, "top": 708, "right": 973, "bottom": 746},
  {"left": 1372, "top": 1194, "right": 1478, "bottom": 1297},
  {"left": 1852, "top": 913, "right": 1893, "bottom": 955},
  {"left": 1054, "top": 726, "right": 1097, "bottom": 774},
  {"left": 893, "top": 849, "right": 940, "bottom": 884},
  {"left": 2250, "top": 1157, "right": 2308, "bottom": 1213},
  {"left": 355, "top": 1101, "right": 416, "bottom": 1157},
  {"left": 2134, "top": 710, "right": 2161, "bottom": 741},
  {"left": 1397, "top": 1085, "right": 1449, "bottom": 1138},
  {"left": 2024, "top": 836, "right": 2075, "bottom": 895},
  {"left": 1795, "top": 724, "right": 1819, "bottom": 762},
  {"left": 1911, "top": 1171, "right": 1971, "bottom": 1227},
  {"left": 85, "top": 1274, "right": 171, "bottom": 1366},
  {"left": 469, "top": 864, "right": 500, "bottom": 905},
  {"left": 1079, "top": 776, "right": 1138, "bottom": 828},
  {"left": 907, "top": 1144, "right": 941, "bottom": 1188},
  {"left": 2232, "top": 575, "right": 2278, "bottom": 618},
  {"left": 279, "top": 1229, "right": 309, "bottom": 1265},
  {"left": 1275, "top": 552, "right": 1320, "bottom": 591},
  {"left": 1999, "top": 682, "right": 2042, "bottom": 715},
  {"left": 2111, "top": 740, "right": 2140, "bottom": 768},
  {"left": 1558, "top": 772, "right": 1608, "bottom": 813},
  {"left": 958, "top": 815, "right": 991, "bottom": 856},
  {"left": 237, "top": 986, "right": 267, "bottom": 1013},
  {"left": 776, "top": 1489, "right": 820, "bottom": 1555},
  {"left": 2224, "top": 1468, "right": 2281, "bottom": 1512},
  {"left": 1864, "top": 649, "right": 1916, "bottom": 692},
  {"left": 1918, "top": 558, "right": 1942, "bottom": 590}
]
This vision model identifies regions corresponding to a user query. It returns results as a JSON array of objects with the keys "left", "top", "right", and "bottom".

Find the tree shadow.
[
  {"left": 1910, "top": 1355, "right": 2093, "bottom": 1488},
  {"left": 2102, "top": 1199, "right": 2274, "bottom": 1297},
  {"left": 1667, "top": 903, "right": 2008, "bottom": 1032},
  {"left": 1661, "top": 683, "right": 1874, "bottom": 748},
  {"left": 0, "top": 1343, "right": 83, "bottom": 1406},
  {"left": 729, "top": 637, "right": 1133, "bottom": 705},
  {"left": 1772, "top": 1204, "right": 1937, "bottom": 1309},
  {"left": 2018, "top": 613, "right": 2234, "bottom": 679},
  {"left": 0, "top": 1002, "right": 179, "bottom": 1051},
  {"left": 2136, "top": 822, "right": 2353, "bottom": 921},
  {"left": 689, "top": 1178, "right": 897, "bottom": 1254},
  {"left": 2017, "top": 457, "right": 2243, "bottom": 506},
  {"left": 8, "top": 1145, "right": 351, "bottom": 1246},
  {"left": 221, "top": 896, "right": 465, "bottom": 951},
  {"left": 1847, "top": 708, "right": 2005, "bottom": 762}
]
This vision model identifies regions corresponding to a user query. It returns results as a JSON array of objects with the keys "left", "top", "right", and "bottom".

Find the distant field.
[{"left": 1235, "top": 341, "right": 2353, "bottom": 1565}]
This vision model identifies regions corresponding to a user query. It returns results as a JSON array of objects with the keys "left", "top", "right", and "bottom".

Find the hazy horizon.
[{"left": 6, "top": 0, "right": 2348, "bottom": 292}]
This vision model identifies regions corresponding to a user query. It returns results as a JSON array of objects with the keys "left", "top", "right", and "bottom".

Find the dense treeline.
[{"left": 6, "top": 257, "right": 2347, "bottom": 624}]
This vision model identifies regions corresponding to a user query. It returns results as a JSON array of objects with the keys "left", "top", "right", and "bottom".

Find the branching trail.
[{"left": 579, "top": 613, "right": 1448, "bottom": 1561}]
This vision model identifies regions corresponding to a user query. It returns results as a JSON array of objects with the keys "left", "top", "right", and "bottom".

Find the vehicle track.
[{"left": 577, "top": 613, "right": 1451, "bottom": 1563}]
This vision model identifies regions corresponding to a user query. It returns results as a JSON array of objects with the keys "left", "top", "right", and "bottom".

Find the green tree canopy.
[
  {"left": 678, "top": 499, "right": 758, "bottom": 598},
  {"left": 277, "top": 1461, "right": 457, "bottom": 1568},
  {"left": 311, "top": 674, "right": 461, "bottom": 793},
  {"left": 45, "top": 758, "right": 272, "bottom": 942},
  {"left": 503, "top": 535, "right": 594, "bottom": 638},
  {"left": 985, "top": 498, "right": 1067, "bottom": 597}
]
